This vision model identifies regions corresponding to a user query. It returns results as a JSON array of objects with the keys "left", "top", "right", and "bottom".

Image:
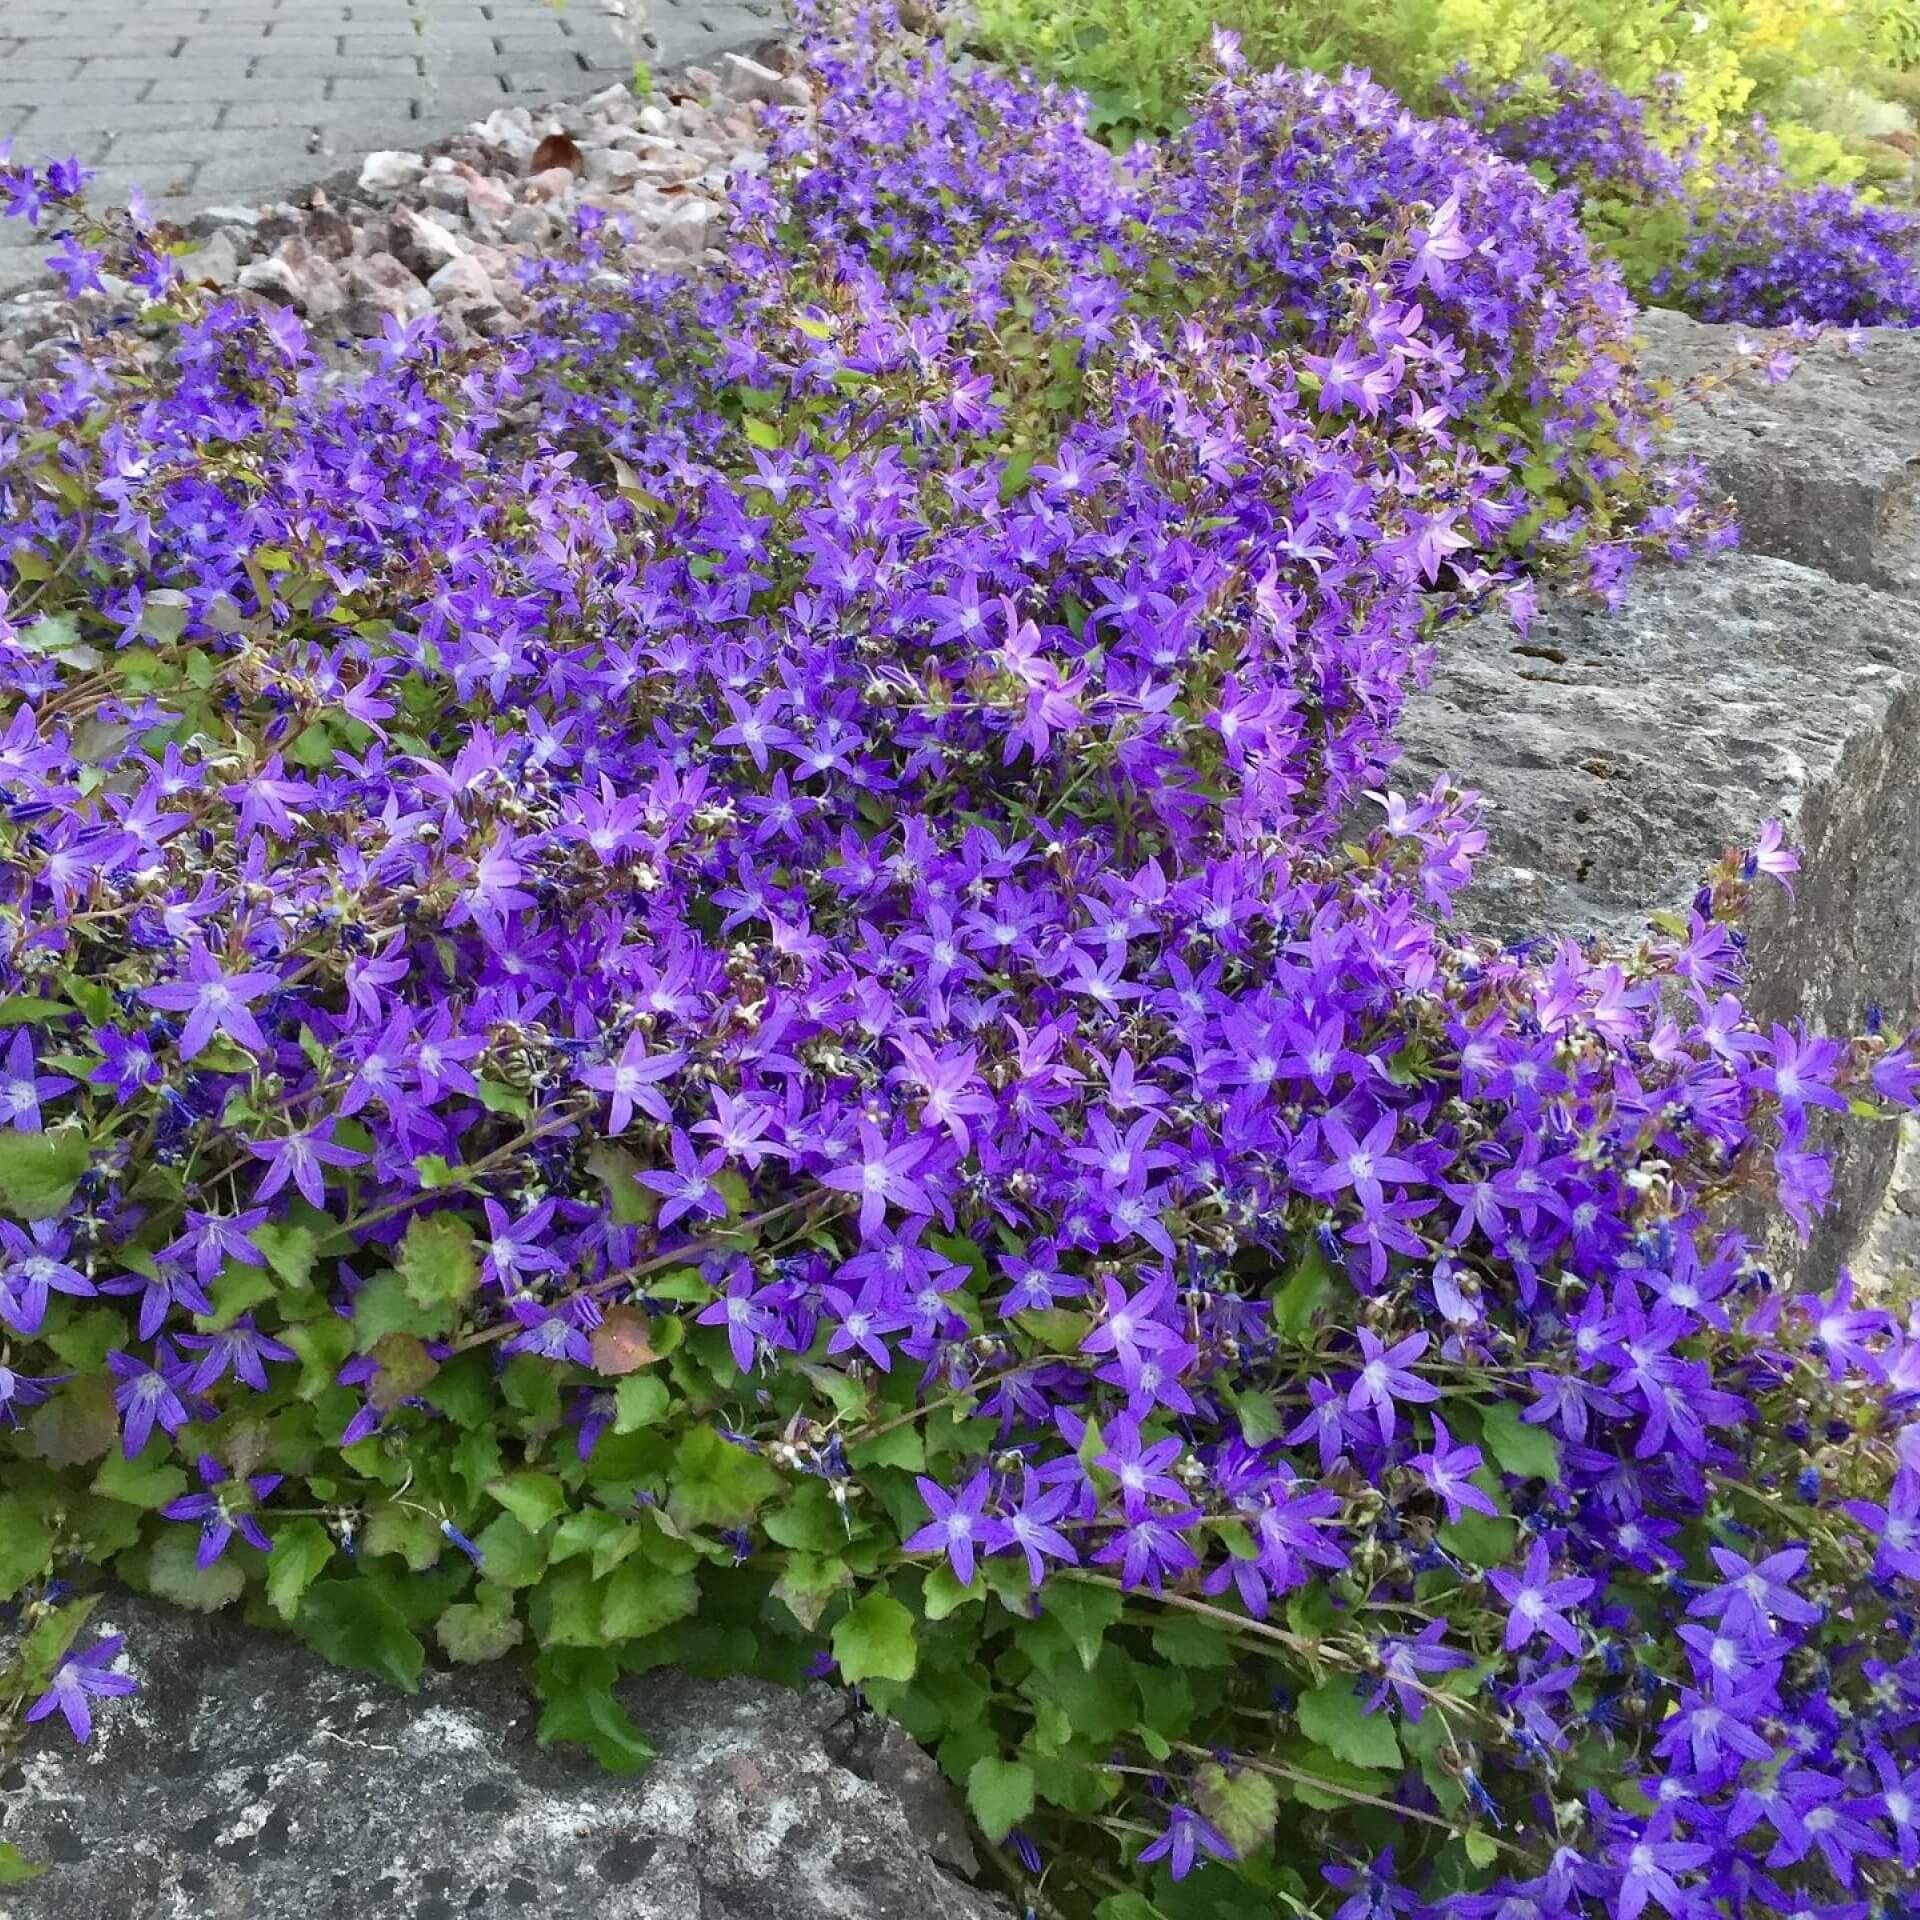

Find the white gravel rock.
[
  {"left": 400, "top": 208, "right": 470, "bottom": 270},
  {"left": 178, "top": 230, "right": 242, "bottom": 288},
  {"left": 419, "top": 164, "right": 471, "bottom": 215},
  {"left": 582, "top": 81, "right": 642, "bottom": 125},
  {"left": 0, "top": 45, "right": 795, "bottom": 362},
  {"left": 472, "top": 107, "right": 542, "bottom": 165},
  {"left": 357, "top": 150, "right": 428, "bottom": 195},
  {"left": 427, "top": 255, "right": 500, "bottom": 309},
  {"left": 721, "top": 52, "right": 810, "bottom": 110},
  {"left": 584, "top": 149, "right": 646, "bottom": 189}
]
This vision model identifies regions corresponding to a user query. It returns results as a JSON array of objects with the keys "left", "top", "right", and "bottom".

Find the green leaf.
[
  {"left": 1149, "top": 1610, "right": 1236, "bottom": 1669},
  {"left": 1439, "top": 1505, "right": 1517, "bottom": 1567},
  {"left": 1464, "top": 1828, "right": 1500, "bottom": 1869},
  {"left": 967, "top": 1757, "right": 1036, "bottom": 1840},
  {"left": 363, "top": 1505, "right": 445, "bottom": 1572},
  {"left": 285, "top": 1314, "right": 355, "bottom": 1398},
  {"left": 0, "top": 1129, "right": 88, "bottom": 1219},
  {"left": 550, "top": 1509, "right": 642, "bottom": 1581},
  {"left": 1043, "top": 1580, "right": 1123, "bottom": 1671},
  {"left": 533, "top": 1647, "right": 654, "bottom": 1773},
  {"left": 265, "top": 1518, "right": 337, "bottom": 1620},
  {"left": 473, "top": 1513, "right": 549, "bottom": 1589},
  {"left": 1479, "top": 1401, "right": 1561, "bottom": 1482},
  {"left": 612, "top": 1373, "right": 670, "bottom": 1434},
  {"left": 772, "top": 1550, "right": 850, "bottom": 1631},
  {"left": 1296, "top": 1681, "right": 1402, "bottom": 1771},
  {"left": 0, "top": 996, "right": 75, "bottom": 1027},
  {"left": 763, "top": 1480, "right": 853, "bottom": 1552},
  {"left": 1232, "top": 1388, "right": 1288, "bottom": 1444},
  {"left": 832, "top": 1590, "right": 917, "bottom": 1686},
  {"left": 368, "top": 1330, "right": 441, "bottom": 1413},
  {"left": 29, "top": 1377, "right": 120, "bottom": 1468},
  {"left": 396, "top": 1213, "right": 479, "bottom": 1309},
  {"left": 0, "top": 1496, "right": 52, "bottom": 1601},
  {"left": 147, "top": 1529, "right": 246, "bottom": 1613},
  {"left": 352, "top": 1268, "right": 452, "bottom": 1348},
  {"left": 849, "top": 1424, "right": 924, "bottom": 1471},
  {"left": 91, "top": 1449, "right": 188, "bottom": 1510},
  {"left": 486, "top": 1470, "right": 569, "bottom": 1533},
  {"left": 1194, "top": 1759, "right": 1279, "bottom": 1856},
  {"left": 1270, "top": 1241, "right": 1331, "bottom": 1336},
  {"left": 437, "top": 1584, "right": 525, "bottom": 1664},
  {"left": 923, "top": 1563, "right": 982, "bottom": 1621},
  {"left": 0, "top": 1843, "right": 43, "bottom": 1885},
  {"left": 600, "top": 1560, "right": 699, "bottom": 1641},
  {"left": 668, "top": 1425, "right": 778, "bottom": 1531},
  {"left": 474, "top": 1077, "right": 531, "bottom": 1120},
  {"left": 204, "top": 1262, "right": 280, "bottom": 1328},
  {"left": 446, "top": 1425, "right": 505, "bottom": 1505},
  {"left": 294, "top": 1580, "right": 424, "bottom": 1691}
]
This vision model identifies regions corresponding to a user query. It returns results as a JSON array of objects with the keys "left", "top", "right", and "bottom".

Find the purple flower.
[
  {"left": 581, "top": 1033, "right": 684, "bottom": 1135},
  {"left": 1, "top": 1027, "right": 72, "bottom": 1131},
  {"left": 1369, "top": 1620, "right": 1471, "bottom": 1721},
  {"left": 138, "top": 940, "right": 281, "bottom": 1061},
  {"left": 479, "top": 1198, "right": 562, "bottom": 1291},
  {"left": 0, "top": 1221, "right": 96, "bottom": 1337},
  {"left": 1487, "top": 1538, "right": 1593, "bottom": 1658},
  {"left": 696, "top": 1264, "right": 775, "bottom": 1375},
  {"left": 248, "top": 1121, "right": 367, "bottom": 1209},
  {"left": 1137, "top": 1803, "right": 1234, "bottom": 1880},
  {"left": 161, "top": 1453, "right": 282, "bottom": 1565},
  {"left": 0, "top": 1361, "right": 63, "bottom": 1424},
  {"left": 1344, "top": 1327, "right": 1438, "bottom": 1443},
  {"left": 1610, "top": 1814, "right": 1712, "bottom": 1920},
  {"left": 1406, "top": 1414, "right": 1497, "bottom": 1525},
  {"left": 26, "top": 1636, "right": 138, "bottom": 1744},
  {"left": 107, "top": 1341, "right": 193, "bottom": 1457},
  {"left": 819, "top": 1121, "right": 934, "bottom": 1237},
  {"left": 637, "top": 1129, "right": 729, "bottom": 1230},
  {"left": 984, "top": 1469, "right": 1077, "bottom": 1586},
  {"left": 1843, "top": 1468, "right": 1920, "bottom": 1583},
  {"left": 905, "top": 1470, "right": 994, "bottom": 1586}
]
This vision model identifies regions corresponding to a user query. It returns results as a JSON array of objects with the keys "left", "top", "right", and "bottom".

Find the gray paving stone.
[
  {"left": 89, "top": 30, "right": 194, "bottom": 52},
  {"left": 0, "top": 55, "right": 90, "bottom": 79},
  {"left": 325, "top": 74, "right": 436, "bottom": 98},
  {"left": 2, "top": 0, "right": 783, "bottom": 229},
  {"left": 142, "top": 74, "right": 324, "bottom": 102},
  {"left": 217, "top": 98, "right": 335, "bottom": 127}
]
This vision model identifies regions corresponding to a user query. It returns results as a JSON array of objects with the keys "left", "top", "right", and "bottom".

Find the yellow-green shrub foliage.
[{"left": 971, "top": 0, "right": 1902, "bottom": 175}]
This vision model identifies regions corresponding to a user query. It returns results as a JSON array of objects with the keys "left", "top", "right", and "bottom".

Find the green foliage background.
[{"left": 972, "top": 0, "right": 1920, "bottom": 174}]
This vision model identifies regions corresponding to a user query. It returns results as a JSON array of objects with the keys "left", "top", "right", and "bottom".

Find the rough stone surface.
[
  {"left": 0, "top": 1592, "right": 1007, "bottom": 1920},
  {"left": 1389, "top": 309, "right": 1920, "bottom": 1288},
  {"left": 1397, "top": 554, "right": 1920, "bottom": 1281},
  {"left": 1641, "top": 306, "right": 1920, "bottom": 594}
]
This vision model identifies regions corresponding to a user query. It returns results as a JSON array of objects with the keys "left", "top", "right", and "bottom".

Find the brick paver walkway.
[{"left": 0, "top": 0, "right": 780, "bottom": 283}]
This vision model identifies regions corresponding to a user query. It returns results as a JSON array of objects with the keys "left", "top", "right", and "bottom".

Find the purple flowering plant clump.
[
  {"left": 1448, "top": 59, "right": 1920, "bottom": 329},
  {"left": 0, "top": 10, "right": 1918, "bottom": 1913}
]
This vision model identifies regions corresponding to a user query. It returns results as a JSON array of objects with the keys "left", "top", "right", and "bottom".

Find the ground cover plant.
[
  {"left": 972, "top": 0, "right": 1920, "bottom": 329},
  {"left": 1, "top": 10, "right": 1919, "bottom": 1916},
  {"left": 1446, "top": 59, "right": 1920, "bottom": 325}
]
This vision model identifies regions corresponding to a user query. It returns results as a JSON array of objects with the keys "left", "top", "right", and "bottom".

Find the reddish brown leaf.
[
  {"left": 368, "top": 1330, "right": 441, "bottom": 1412},
  {"left": 591, "top": 1304, "right": 661, "bottom": 1376},
  {"left": 531, "top": 132, "right": 586, "bottom": 177}
]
